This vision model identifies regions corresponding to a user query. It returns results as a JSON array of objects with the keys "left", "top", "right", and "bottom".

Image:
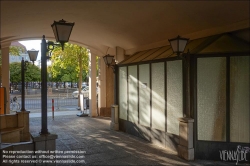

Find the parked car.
[{"left": 72, "top": 86, "right": 89, "bottom": 98}]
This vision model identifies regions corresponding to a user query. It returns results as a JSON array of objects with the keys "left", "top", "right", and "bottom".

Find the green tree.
[
  {"left": 10, "top": 62, "right": 41, "bottom": 89},
  {"left": 9, "top": 46, "right": 25, "bottom": 56},
  {"left": 25, "top": 62, "right": 41, "bottom": 82},
  {"left": 10, "top": 62, "right": 21, "bottom": 85},
  {"left": 51, "top": 43, "right": 89, "bottom": 106}
]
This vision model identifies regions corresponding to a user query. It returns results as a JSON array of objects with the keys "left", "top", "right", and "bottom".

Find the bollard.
[{"left": 52, "top": 99, "right": 54, "bottom": 120}]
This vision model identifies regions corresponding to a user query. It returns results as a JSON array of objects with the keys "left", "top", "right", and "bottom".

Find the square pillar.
[
  {"left": 89, "top": 52, "right": 97, "bottom": 117},
  {"left": 1, "top": 45, "right": 10, "bottom": 114},
  {"left": 178, "top": 117, "right": 194, "bottom": 160}
]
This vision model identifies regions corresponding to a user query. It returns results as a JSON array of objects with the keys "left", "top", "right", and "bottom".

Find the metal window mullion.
[
  {"left": 127, "top": 66, "right": 129, "bottom": 121},
  {"left": 137, "top": 65, "right": 139, "bottom": 124},
  {"left": 226, "top": 57, "right": 230, "bottom": 142},
  {"left": 165, "top": 61, "right": 167, "bottom": 132},
  {"left": 150, "top": 63, "right": 152, "bottom": 128}
]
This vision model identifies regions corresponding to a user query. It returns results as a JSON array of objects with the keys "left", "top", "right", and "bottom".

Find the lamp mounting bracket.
[{"left": 46, "top": 41, "right": 61, "bottom": 59}]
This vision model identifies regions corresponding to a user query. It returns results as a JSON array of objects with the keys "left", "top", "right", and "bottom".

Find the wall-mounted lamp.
[
  {"left": 40, "top": 19, "right": 74, "bottom": 135},
  {"left": 103, "top": 54, "right": 115, "bottom": 72},
  {"left": 168, "top": 35, "right": 189, "bottom": 57},
  {"left": 51, "top": 19, "right": 75, "bottom": 51},
  {"left": 20, "top": 49, "right": 38, "bottom": 112}
]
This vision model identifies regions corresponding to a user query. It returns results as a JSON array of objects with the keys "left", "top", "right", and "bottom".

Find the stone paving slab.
[{"left": 29, "top": 115, "right": 247, "bottom": 166}]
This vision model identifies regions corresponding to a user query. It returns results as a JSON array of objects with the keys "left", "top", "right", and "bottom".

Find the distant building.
[{"left": 9, "top": 41, "right": 30, "bottom": 63}]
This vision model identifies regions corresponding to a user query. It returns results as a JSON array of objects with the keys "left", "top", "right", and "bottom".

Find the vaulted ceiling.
[{"left": 1, "top": 1, "right": 249, "bottom": 57}]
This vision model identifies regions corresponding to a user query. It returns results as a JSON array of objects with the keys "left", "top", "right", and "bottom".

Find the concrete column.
[
  {"left": 178, "top": 117, "right": 194, "bottom": 160},
  {"left": 89, "top": 52, "right": 97, "bottom": 117},
  {"left": 98, "top": 57, "right": 107, "bottom": 115},
  {"left": 1, "top": 44, "right": 11, "bottom": 114}
]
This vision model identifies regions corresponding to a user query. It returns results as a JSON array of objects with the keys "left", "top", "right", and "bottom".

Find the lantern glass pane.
[
  {"left": 103, "top": 57, "right": 108, "bottom": 65},
  {"left": 170, "top": 39, "right": 178, "bottom": 52},
  {"left": 179, "top": 39, "right": 188, "bottom": 52},
  {"left": 55, "top": 24, "right": 73, "bottom": 42},
  {"left": 107, "top": 56, "right": 113, "bottom": 65},
  {"left": 52, "top": 25, "right": 59, "bottom": 41}
]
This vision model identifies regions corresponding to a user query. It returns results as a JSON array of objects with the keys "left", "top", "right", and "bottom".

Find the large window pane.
[
  {"left": 139, "top": 64, "right": 150, "bottom": 127},
  {"left": 230, "top": 56, "right": 250, "bottom": 143},
  {"left": 197, "top": 57, "right": 226, "bottom": 141},
  {"left": 119, "top": 67, "right": 127, "bottom": 120},
  {"left": 152, "top": 62, "right": 165, "bottom": 131},
  {"left": 128, "top": 65, "right": 138, "bottom": 123},
  {"left": 167, "top": 60, "right": 183, "bottom": 135}
]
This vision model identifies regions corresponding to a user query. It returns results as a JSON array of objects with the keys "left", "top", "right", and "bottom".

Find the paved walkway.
[{"left": 28, "top": 108, "right": 241, "bottom": 166}]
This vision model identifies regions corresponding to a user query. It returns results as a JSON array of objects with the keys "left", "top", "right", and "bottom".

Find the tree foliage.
[
  {"left": 50, "top": 43, "right": 89, "bottom": 86},
  {"left": 10, "top": 62, "right": 41, "bottom": 84},
  {"left": 9, "top": 46, "right": 25, "bottom": 56}
]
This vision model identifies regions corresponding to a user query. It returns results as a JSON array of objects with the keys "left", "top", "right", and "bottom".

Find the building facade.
[{"left": 117, "top": 29, "right": 250, "bottom": 161}]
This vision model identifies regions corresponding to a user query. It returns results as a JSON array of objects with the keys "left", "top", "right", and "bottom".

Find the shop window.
[
  {"left": 167, "top": 60, "right": 183, "bottom": 135},
  {"left": 119, "top": 67, "right": 127, "bottom": 120},
  {"left": 139, "top": 64, "right": 150, "bottom": 127},
  {"left": 230, "top": 56, "right": 250, "bottom": 143},
  {"left": 128, "top": 65, "right": 138, "bottom": 123},
  {"left": 152, "top": 62, "right": 165, "bottom": 131},
  {"left": 197, "top": 57, "right": 227, "bottom": 141}
]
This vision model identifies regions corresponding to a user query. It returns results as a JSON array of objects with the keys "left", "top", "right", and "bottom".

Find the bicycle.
[{"left": 10, "top": 96, "right": 20, "bottom": 111}]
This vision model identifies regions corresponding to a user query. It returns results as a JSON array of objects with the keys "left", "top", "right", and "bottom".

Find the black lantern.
[
  {"left": 51, "top": 19, "right": 75, "bottom": 50},
  {"left": 27, "top": 49, "right": 39, "bottom": 64},
  {"left": 103, "top": 54, "right": 114, "bottom": 67},
  {"left": 168, "top": 35, "right": 189, "bottom": 57}
]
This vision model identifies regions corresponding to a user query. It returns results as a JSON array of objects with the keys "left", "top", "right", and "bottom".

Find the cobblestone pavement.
[{"left": 29, "top": 113, "right": 244, "bottom": 166}]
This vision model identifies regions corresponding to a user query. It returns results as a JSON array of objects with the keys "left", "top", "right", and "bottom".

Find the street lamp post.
[
  {"left": 40, "top": 19, "right": 74, "bottom": 135},
  {"left": 20, "top": 50, "right": 38, "bottom": 112}
]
